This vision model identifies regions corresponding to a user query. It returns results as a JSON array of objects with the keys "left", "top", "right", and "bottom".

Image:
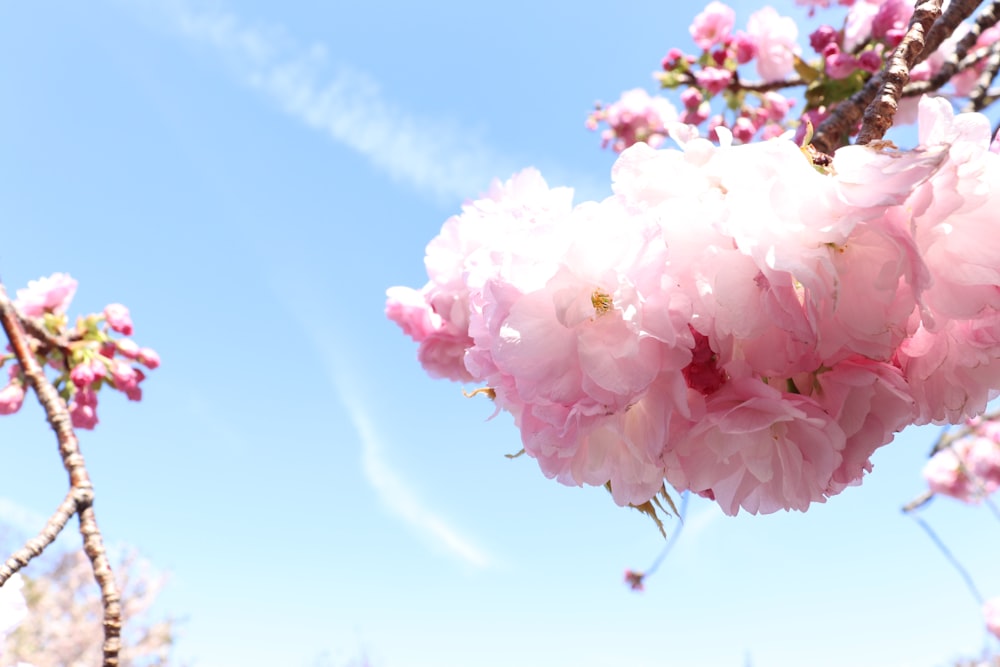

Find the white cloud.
[
  {"left": 123, "top": 0, "right": 519, "bottom": 203},
  {"left": 269, "top": 280, "right": 492, "bottom": 569},
  {"left": 339, "top": 389, "right": 492, "bottom": 569}
]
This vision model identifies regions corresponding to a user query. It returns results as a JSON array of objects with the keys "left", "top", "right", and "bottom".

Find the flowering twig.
[
  {"left": 0, "top": 284, "right": 122, "bottom": 667},
  {"left": 856, "top": 0, "right": 943, "bottom": 145}
]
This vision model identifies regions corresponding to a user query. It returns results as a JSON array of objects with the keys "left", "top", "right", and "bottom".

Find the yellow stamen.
[{"left": 591, "top": 289, "right": 613, "bottom": 316}]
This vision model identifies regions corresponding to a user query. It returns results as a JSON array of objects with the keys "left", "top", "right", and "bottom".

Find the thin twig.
[
  {"left": 0, "top": 490, "right": 80, "bottom": 585},
  {"left": 966, "top": 41, "right": 1000, "bottom": 110},
  {"left": 856, "top": 0, "right": 943, "bottom": 145},
  {"left": 907, "top": 512, "right": 985, "bottom": 605},
  {"left": 0, "top": 285, "right": 122, "bottom": 667}
]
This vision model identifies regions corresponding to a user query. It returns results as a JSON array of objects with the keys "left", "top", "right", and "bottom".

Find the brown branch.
[
  {"left": 922, "top": 0, "right": 985, "bottom": 62},
  {"left": 856, "top": 0, "right": 943, "bottom": 145},
  {"left": 965, "top": 40, "right": 1000, "bottom": 109},
  {"left": 0, "top": 490, "right": 79, "bottom": 584},
  {"left": 906, "top": 0, "right": 1000, "bottom": 96},
  {"left": 0, "top": 285, "right": 122, "bottom": 667},
  {"left": 734, "top": 77, "right": 806, "bottom": 93}
]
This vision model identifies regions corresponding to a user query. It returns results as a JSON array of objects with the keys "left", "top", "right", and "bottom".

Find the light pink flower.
[
  {"left": 690, "top": 2, "right": 736, "bottom": 51},
  {"left": 14, "top": 273, "right": 77, "bottom": 318},
  {"left": 104, "top": 303, "right": 134, "bottom": 335},
  {"left": 0, "top": 382, "right": 25, "bottom": 415},
  {"left": 663, "top": 377, "right": 846, "bottom": 515},
  {"left": 923, "top": 433, "right": 1000, "bottom": 503},
  {"left": 746, "top": 6, "right": 800, "bottom": 81},
  {"left": 844, "top": 0, "right": 881, "bottom": 52},
  {"left": 596, "top": 89, "right": 678, "bottom": 152},
  {"left": 984, "top": 598, "right": 1000, "bottom": 639}
]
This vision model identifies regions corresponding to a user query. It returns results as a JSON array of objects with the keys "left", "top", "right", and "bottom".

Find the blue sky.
[{"left": 1, "top": 1, "right": 999, "bottom": 665}]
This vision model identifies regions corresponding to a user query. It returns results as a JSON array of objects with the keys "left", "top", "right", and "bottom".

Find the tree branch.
[
  {"left": 905, "top": 0, "right": 1000, "bottom": 96},
  {"left": 0, "top": 490, "right": 79, "bottom": 585},
  {"left": 856, "top": 0, "right": 943, "bottom": 145},
  {"left": 0, "top": 284, "right": 122, "bottom": 667}
]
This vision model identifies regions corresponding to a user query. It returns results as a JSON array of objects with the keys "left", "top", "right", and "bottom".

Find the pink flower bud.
[
  {"left": 69, "top": 388, "right": 99, "bottom": 430},
  {"left": 116, "top": 338, "right": 141, "bottom": 360},
  {"left": 680, "top": 87, "right": 703, "bottom": 110},
  {"left": 70, "top": 363, "right": 96, "bottom": 388},
  {"left": 809, "top": 25, "right": 839, "bottom": 53},
  {"left": 857, "top": 50, "right": 882, "bottom": 73},
  {"left": 0, "top": 383, "right": 25, "bottom": 415},
  {"left": 826, "top": 53, "right": 860, "bottom": 79},
  {"left": 731, "top": 31, "right": 756, "bottom": 64},
  {"left": 695, "top": 67, "right": 733, "bottom": 96},
  {"left": 138, "top": 348, "right": 161, "bottom": 370},
  {"left": 732, "top": 116, "right": 757, "bottom": 144},
  {"left": 104, "top": 303, "right": 134, "bottom": 336}
]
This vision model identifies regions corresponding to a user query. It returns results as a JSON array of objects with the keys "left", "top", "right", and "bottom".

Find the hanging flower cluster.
[{"left": 388, "top": 96, "right": 1000, "bottom": 516}]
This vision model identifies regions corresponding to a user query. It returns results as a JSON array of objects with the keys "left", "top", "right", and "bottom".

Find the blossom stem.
[{"left": 645, "top": 491, "right": 690, "bottom": 577}]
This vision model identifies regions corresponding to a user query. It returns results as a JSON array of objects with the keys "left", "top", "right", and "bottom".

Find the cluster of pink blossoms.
[
  {"left": 593, "top": 1, "right": 1000, "bottom": 154},
  {"left": 923, "top": 417, "right": 1000, "bottom": 504},
  {"left": 388, "top": 97, "right": 1000, "bottom": 516},
  {"left": 0, "top": 273, "right": 159, "bottom": 430}
]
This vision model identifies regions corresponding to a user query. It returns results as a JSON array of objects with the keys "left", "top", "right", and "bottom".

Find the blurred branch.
[
  {"left": 906, "top": 0, "right": 1000, "bottom": 96},
  {"left": 0, "top": 283, "right": 122, "bottom": 667},
  {"left": 0, "top": 491, "right": 79, "bottom": 584},
  {"left": 856, "top": 0, "right": 943, "bottom": 145}
]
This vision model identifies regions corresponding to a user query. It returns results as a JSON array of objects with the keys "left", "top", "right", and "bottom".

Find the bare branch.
[
  {"left": 0, "top": 491, "right": 79, "bottom": 585},
  {"left": 965, "top": 40, "right": 1000, "bottom": 109},
  {"left": 856, "top": 0, "right": 943, "bottom": 145}
]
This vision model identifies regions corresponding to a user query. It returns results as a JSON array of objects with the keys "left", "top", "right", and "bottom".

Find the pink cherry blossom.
[
  {"left": 14, "top": 273, "right": 78, "bottom": 318},
  {"left": 844, "top": 0, "right": 881, "bottom": 52},
  {"left": 923, "top": 433, "right": 1000, "bottom": 503},
  {"left": 663, "top": 377, "right": 846, "bottom": 515},
  {"left": 593, "top": 89, "right": 678, "bottom": 152},
  {"left": 690, "top": 1, "right": 736, "bottom": 51},
  {"left": 104, "top": 303, "right": 134, "bottom": 335},
  {"left": 0, "top": 382, "right": 25, "bottom": 415},
  {"left": 746, "top": 6, "right": 800, "bottom": 81}
]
